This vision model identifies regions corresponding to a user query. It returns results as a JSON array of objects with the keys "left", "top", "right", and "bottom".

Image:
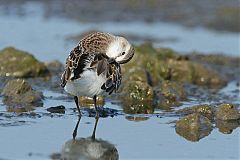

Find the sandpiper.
[{"left": 61, "top": 32, "right": 134, "bottom": 117}]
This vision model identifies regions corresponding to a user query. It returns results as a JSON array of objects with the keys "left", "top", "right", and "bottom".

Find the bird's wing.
[
  {"left": 102, "top": 62, "right": 122, "bottom": 95},
  {"left": 89, "top": 54, "right": 122, "bottom": 95},
  {"left": 61, "top": 46, "right": 89, "bottom": 88}
]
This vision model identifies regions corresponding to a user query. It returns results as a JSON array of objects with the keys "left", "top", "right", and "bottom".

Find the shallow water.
[
  {"left": 0, "top": 87, "right": 239, "bottom": 160},
  {"left": 0, "top": 1, "right": 239, "bottom": 160}
]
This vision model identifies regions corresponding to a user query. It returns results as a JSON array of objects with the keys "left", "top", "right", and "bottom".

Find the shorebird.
[{"left": 61, "top": 32, "right": 134, "bottom": 118}]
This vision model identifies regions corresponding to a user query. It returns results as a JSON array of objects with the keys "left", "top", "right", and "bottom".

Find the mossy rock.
[
  {"left": 192, "top": 63, "right": 227, "bottom": 88},
  {"left": 135, "top": 43, "right": 178, "bottom": 59},
  {"left": 122, "top": 44, "right": 178, "bottom": 85},
  {"left": 2, "top": 79, "right": 43, "bottom": 111},
  {"left": 215, "top": 103, "right": 240, "bottom": 121},
  {"left": 122, "top": 80, "right": 153, "bottom": 102},
  {"left": 176, "top": 104, "right": 214, "bottom": 120},
  {"left": 123, "top": 44, "right": 226, "bottom": 89},
  {"left": 0, "top": 47, "right": 50, "bottom": 77},
  {"left": 175, "top": 113, "right": 212, "bottom": 142},
  {"left": 155, "top": 80, "right": 186, "bottom": 111},
  {"left": 215, "top": 119, "right": 240, "bottom": 134}
]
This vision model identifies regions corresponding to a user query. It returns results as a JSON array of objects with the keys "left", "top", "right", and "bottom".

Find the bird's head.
[{"left": 106, "top": 36, "right": 134, "bottom": 64}]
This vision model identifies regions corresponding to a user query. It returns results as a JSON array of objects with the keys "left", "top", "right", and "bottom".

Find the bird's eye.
[{"left": 122, "top": 52, "right": 125, "bottom": 55}]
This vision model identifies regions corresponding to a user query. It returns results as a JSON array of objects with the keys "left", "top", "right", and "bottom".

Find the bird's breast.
[{"left": 64, "top": 69, "right": 106, "bottom": 97}]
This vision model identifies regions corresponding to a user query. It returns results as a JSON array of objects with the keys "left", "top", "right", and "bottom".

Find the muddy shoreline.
[{"left": 0, "top": 0, "right": 239, "bottom": 32}]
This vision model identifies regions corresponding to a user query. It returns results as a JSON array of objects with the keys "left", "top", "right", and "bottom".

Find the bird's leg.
[
  {"left": 93, "top": 95, "right": 99, "bottom": 119},
  {"left": 74, "top": 96, "right": 81, "bottom": 117},
  {"left": 91, "top": 115, "right": 99, "bottom": 140},
  {"left": 72, "top": 116, "right": 81, "bottom": 140}
]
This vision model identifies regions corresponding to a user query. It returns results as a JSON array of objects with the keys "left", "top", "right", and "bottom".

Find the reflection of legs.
[
  {"left": 93, "top": 95, "right": 99, "bottom": 119},
  {"left": 91, "top": 116, "right": 99, "bottom": 140},
  {"left": 74, "top": 96, "right": 81, "bottom": 116},
  {"left": 72, "top": 116, "right": 81, "bottom": 139}
]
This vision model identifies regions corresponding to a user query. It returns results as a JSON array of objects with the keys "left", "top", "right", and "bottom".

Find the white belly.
[{"left": 64, "top": 70, "right": 106, "bottom": 97}]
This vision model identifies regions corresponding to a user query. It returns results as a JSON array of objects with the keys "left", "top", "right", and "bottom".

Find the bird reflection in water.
[{"left": 61, "top": 117, "right": 119, "bottom": 160}]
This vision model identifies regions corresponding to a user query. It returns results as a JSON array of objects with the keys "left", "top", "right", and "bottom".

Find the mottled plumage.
[{"left": 61, "top": 32, "right": 134, "bottom": 117}]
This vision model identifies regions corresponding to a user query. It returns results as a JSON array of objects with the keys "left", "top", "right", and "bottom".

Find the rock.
[
  {"left": 47, "top": 105, "right": 65, "bottom": 114},
  {"left": 192, "top": 63, "right": 227, "bottom": 88},
  {"left": 215, "top": 119, "right": 240, "bottom": 134},
  {"left": 2, "top": 79, "right": 43, "bottom": 112},
  {"left": 122, "top": 44, "right": 226, "bottom": 89},
  {"left": 175, "top": 113, "right": 212, "bottom": 142},
  {"left": 45, "top": 60, "right": 64, "bottom": 75},
  {"left": 189, "top": 53, "right": 240, "bottom": 81},
  {"left": 176, "top": 104, "right": 214, "bottom": 120},
  {"left": 0, "top": 47, "right": 50, "bottom": 77},
  {"left": 120, "top": 75, "right": 154, "bottom": 114},
  {"left": 155, "top": 80, "right": 186, "bottom": 110},
  {"left": 125, "top": 116, "right": 149, "bottom": 122},
  {"left": 189, "top": 53, "right": 240, "bottom": 67},
  {"left": 82, "top": 107, "right": 119, "bottom": 118},
  {"left": 122, "top": 103, "right": 154, "bottom": 114},
  {"left": 122, "top": 80, "right": 153, "bottom": 102},
  {"left": 166, "top": 59, "right": 226, "bottom": 88},
  {"left": 215, "top": 103, "right": 240, "bottom": 121}
]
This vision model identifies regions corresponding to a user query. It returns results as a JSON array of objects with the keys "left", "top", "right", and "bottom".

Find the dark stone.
[
  {"left": 2, "top": 79, "right": 43, "bottom": 112},
  {"left": 175, "top": 113, "right": 212, "bottom": 142},
  {"left": 47, "top": 105, "right": 65, "bottom": 114},
  {"left": 215, "top": 103, "right": 240, "bottom": 121},
  {"left": 176, "top": 104, "right": 214, "bottom": 120}
]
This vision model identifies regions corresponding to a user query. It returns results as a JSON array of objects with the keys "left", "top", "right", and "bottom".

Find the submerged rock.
[
  {"left": 176, "top": 104, "right": 214, "bottom": 120},
  {"left": 215, "top": 103, "right": 240, "bottom": 121},
  {"left": 125, "top": 116, "right": 149, "bottom": 122},
  {"left": 2, "top": 79, "right": 43, "bottom": 112},
  {"left": 79, "top": 96, "right": 105, "bottom": 107},
  {"left": 0, "top": 47, "right": 50, "bottom": 78},
  {"left": 175, "top": 113, "right": 212, "bottom": 142},
  {"left": 82, "top": 107, "right": 119, "bottom": 118},
  {"left": 47, "top": 105, "right": 65, "bottom": 114}
]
